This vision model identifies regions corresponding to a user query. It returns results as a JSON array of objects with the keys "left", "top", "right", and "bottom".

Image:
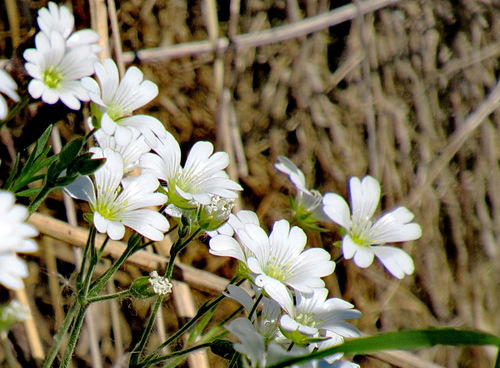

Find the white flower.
[
  {"left": 323, "top": 175, "right": 422, "bottom": 279},
  {"left": 0, "top": 69, "right": 20, "bottom": 120},
  {"left": 81, "top": 58, "right": 165, "bottom": 147},
  {"left": 207, "top": 209, "right": 260, "bottom": 238},
  {"left": 275, "top": 156, "right": 329, "bottom": 228},
  {"left": 24, "top": 31, "right": 94, "bottom": 110},
  {"left": 0, "top": 254, "right": 31, "bottom": 291},
  {"left": 141, "top": 132, "right": 243, "bottom": 208},
  {"left": 279, "top": 288, "right": 361, "bottom": 352},
  {"left": 0, "top": 191, "right": 38, "bottom": 255},
  {"left": 0, "top": 191, "right": 38, "bottom": 289},
  {"left": 36, "top": 1, "right": 101, "bottom": 54},
  {"left": 226, "top": 317, "right": 291, "bottom": 368},
  {"left": 209, "top": 210, "right": 260, "bottom": 258},
  {"left": 64, "top": 148, "right": 169, "bottom": 241},
  {"left": 91, "top": 122, "right": 151, "bottom": 174},
  {"left": 211, "top": 220, "right": 335, "bottom": 308}
]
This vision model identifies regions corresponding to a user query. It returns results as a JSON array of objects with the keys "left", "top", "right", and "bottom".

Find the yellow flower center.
[{"left": 43, "top": 66, "right": 63, "bottom": 88}]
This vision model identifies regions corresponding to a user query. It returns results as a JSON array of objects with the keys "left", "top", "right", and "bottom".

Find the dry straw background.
[{"left": 1, "top": 0, "right": 499, "bottom": 367}]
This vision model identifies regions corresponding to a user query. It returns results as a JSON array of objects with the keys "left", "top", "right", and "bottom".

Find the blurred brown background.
[{"left": 1, "top": 0, "right": 499, "bottom": 367}]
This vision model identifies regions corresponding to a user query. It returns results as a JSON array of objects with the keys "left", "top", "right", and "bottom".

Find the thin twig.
[{"left": 122, "top": 0, "right": 401, "bottom": 63}]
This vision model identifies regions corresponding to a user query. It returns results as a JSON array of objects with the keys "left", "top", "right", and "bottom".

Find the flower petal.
[{"left": 371, "top": 245, "right": 415, "bottom": 278}]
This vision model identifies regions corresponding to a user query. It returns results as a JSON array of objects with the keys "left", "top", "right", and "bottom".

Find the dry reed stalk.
[
  {"left": 353, "top": 1, "right": 379, "bottom": 178},
  {"left": 106, "top": 0, "right": 125, "bottom": 76},
  {"left": 28, "top": 212, "right": 231, "bottom": 293},
  {"left": 14, "top": 288, "right": 44, "bottom": 361},
  {"left": 407, "top": 75, "right": 500, "bottom": 207},
  {"left": 5, "top": 0, "right": 20, "bottom": 48},
  {"left": 121, "top": 0, "right": 402, "bottom": 63},
  {"left": 172, "top": 281, "right": 210, "bottom": 368},
  {"left": 90, "top": 0, "right": 110, "bottom": 59},
  {"left": 43, "top": 237, "right": 65, "bottom": 328}
]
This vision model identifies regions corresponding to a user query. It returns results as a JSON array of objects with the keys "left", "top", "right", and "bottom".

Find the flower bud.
[{"left": 129, "top": 271, "right": 173, "bottom": 299}]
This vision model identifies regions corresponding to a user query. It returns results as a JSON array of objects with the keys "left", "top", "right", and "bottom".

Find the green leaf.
[
  {"left": 187, "top": 304, "right": 217, "bottom": 344},
  {"left": 66, "top": 154, "right": 105, "bottom": 177},
  {"left": 15, "top": 188, "right": 42, "bottom": 197},
  {"left": 268, "top": 328, "right": 500, "bottom": 368},
  {"left": 210, "top": 339, "right": 236, "bottom": 360},
  {"left": 33, "top": 125, "right": 53, "bottom": 158},
  {"left": 58, "top": 137, "right": 85, "bottom": 166}
]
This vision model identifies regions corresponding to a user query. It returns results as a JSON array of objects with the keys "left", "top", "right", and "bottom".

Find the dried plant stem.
[
  {"left": 172, "top": 281, "right": 210, "bottom": 368},
  {"left": 408, "top": 76, "right": 500, "bottom": 206},
  {"left": 14, "top": 288, "right": 44, "bottom": 361},
  {"left": 106, "top": 0, "right": 125, "bottom": 76},
  {"left": 122, "top": 0, "right": 401, "bottom": 63},
  {"left": 5, "top": 0, "right": 20, "bottom": 47},
  {"left": 28, "top": 212, "right": 230, "bottom": 293},
  {"left": 1, "top": 331, "right": 20, "bottom": 368}
]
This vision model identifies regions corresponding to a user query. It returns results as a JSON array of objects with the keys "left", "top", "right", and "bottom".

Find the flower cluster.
[
  {"left": 210, "top": 214, "right": 361, "bottom": 366},
  {"left": 0, "top": 191, "right": 38, "bottom": 290},
  {"left": 23, "top": 2, "right": 101, "bottom": 109},
  {"left": 60, "top": 55, "right": 242, "bottom": 240},
  {"left": 210, "top": 159, "right": 421, "bottom": 366}
]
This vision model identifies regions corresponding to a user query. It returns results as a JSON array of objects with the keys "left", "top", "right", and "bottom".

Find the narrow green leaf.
[
  {"left": 33, "top": 125, "right": 53, "bottom": 158},
  {"left": 58, "top": 137, "right": 85, "bottom": 166},
  {"left": 3, "top": 152, "right": 21, "bottom": 190},
  {"left": 268, "top": 329, "right": 500, "bottom": 368},
  {"left": 188, "top": 305, "right": 217, "bottom": 344},
  {"left": 15, "top": 188, "right": 42, "bottom": 197}
]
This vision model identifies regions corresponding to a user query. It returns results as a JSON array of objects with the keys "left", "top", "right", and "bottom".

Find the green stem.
[
  {"left": 145, "top": 278, "right": 244, "bottom": 360},
  {"left": 248, "top": 293, "right": 263, "bottom": 321},
  {"left": 228, "top": 352, "right": 241, "bottom": 368},
  {"left": 164, "top": 227, "right": 202, "bottom": 279},
  {"left": 81, "top": 227, "right": 98, "bottom": 297},
  {"left": 334, "top": 254, "right": 344, "bottom": 263},
  {"left": 96, "top": 235, "right": 110, "bottom": 259},
  {"left": 130, "top": 227, "right": 202, "bottom": 367},
  {"left": 42, "top": 302, "right": 80, "bottom": 368},
  {"left": 88, "top": 240, "right": 139, "bottom": 297},
  {"left": 137, "top": 342, "right": 213, "bottom": 368},
  {"left": 86, "top": 289, "right": 130, "bottom": 303},
  {"left": 76, "top": 227, "right": 96, "bottom": 289},
  {"left": 59, "top": 305, "right": 88, "bottom": 368},
  {"left": 130, "top": 295, "right": 164, "bottom": 366},
  {"left": 28, "top": 185, "right": 53, "bottom": 214}
]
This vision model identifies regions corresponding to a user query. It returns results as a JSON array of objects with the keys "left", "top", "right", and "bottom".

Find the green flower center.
[
  {"left": 42, "top": 66, "right": 63, "bottom": 89},
  {"left": 296, "top": 313, "right": 321, "bottom": 328},
  {"left": 91, "top": 187, "right": 125, "bottom": 221},
  {"left": 350, "top": 219, "right": 373, "bottom": 246},
  {"left": 265, "top": 259, "right": 293, "bottom": 282},
  {"left": 107, "top": 102, "right": 128, "bottom": 121}
]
